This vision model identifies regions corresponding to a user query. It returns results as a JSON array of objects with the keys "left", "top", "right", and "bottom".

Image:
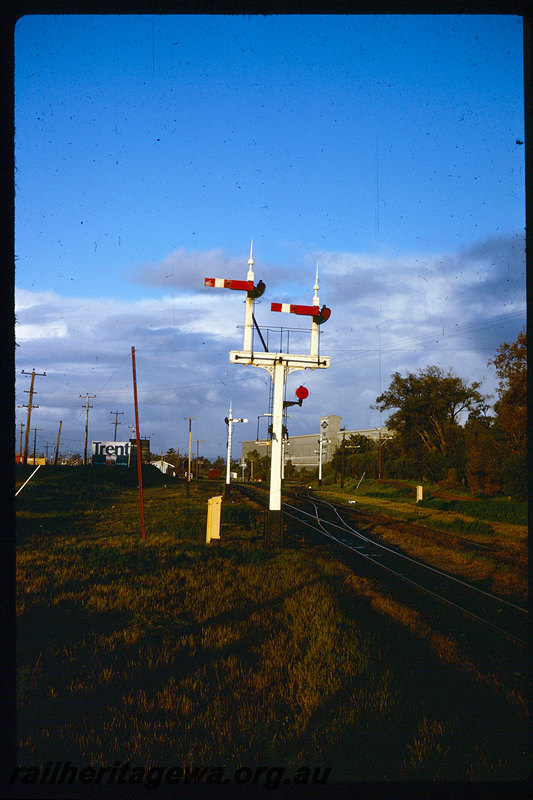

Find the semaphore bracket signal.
[{"left": 205, "top": 241, "right": 331, "bottom": 547}]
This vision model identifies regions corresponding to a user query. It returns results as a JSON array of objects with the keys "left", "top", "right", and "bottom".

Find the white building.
[
  {"left": 241, "top": 415, "right": 392, "bottom": 471},
  {"left": 150, "top": 459, "right": 175, "bottom": 475}
]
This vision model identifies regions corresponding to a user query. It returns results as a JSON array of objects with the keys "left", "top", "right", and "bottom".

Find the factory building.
[{"left": 240, "top": 415, "right": 392, "bottom": 471}]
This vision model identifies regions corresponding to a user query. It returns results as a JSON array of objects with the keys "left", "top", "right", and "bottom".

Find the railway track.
[{"left": 235, "top": 483, "right": 528, "bottom": 647}]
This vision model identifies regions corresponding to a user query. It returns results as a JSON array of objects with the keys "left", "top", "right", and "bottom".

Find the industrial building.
[{"left": 240, "top": 415, "right": 392, "bottom": 471}]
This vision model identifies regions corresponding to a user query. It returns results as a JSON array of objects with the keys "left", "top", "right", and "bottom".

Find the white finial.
[
  {"left": 247, "top": 239, "right": 255, "bottom": 282},
  {"left": 313, "top": 262, "right": 320, "bottom": 304}
]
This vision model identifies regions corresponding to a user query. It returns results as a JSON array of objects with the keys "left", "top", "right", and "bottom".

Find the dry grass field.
[
  {"left": 319, "top": 481, "right": 528, "bottom": 603},
  {"left": 14, "top": 466, "right": 529, "bottom": 785}
]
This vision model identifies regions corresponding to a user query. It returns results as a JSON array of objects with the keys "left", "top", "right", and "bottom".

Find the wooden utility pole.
[
  {"left": 184, "top": 417, "right": 196, "bottom": 496},
  {"left": 110, "top": 410, "right": 124, "bottom": 441},
  {"left": 131, "top": 347, "right": 146, "bottom": 540},
  {"left": 32, "top": 428, "right": 44, "bottom": 464},
  {"left": 376, "top": 427, "right": 392, "bottom": 481},
  {"left": 54, "top": 420, "right": 62, "bottom": 465},
  {"left": 20, "top": 369, "right": 46, "bottom": 463},
  {"left": 340, "top": 430, "right": 346, "bottom": 489},
  {"left": 195, "top": 439, "right": 205, "bottom": 481},
  {"left": 19, "top": 422, "right": 24, "bottom": 461},
  {"left": 80, "top": 394, "right": 96, "bottom": 465}
]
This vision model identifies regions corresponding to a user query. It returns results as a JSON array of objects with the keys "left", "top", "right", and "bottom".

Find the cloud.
[
  {"left": 130, "top": 246, "right": 305, "bottom": 298},
  {"left": 130, "top": 246, "right": 273, "bottom": 294},
  {"left": 14, "top": 233, "right": 525, "bottom": 459}
]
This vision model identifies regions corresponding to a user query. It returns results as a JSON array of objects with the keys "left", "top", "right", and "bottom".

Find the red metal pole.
[{"left": 131, "top": 346, "right": 146, "bottom": 540}]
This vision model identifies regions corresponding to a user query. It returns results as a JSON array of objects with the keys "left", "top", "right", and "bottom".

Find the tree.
[
  {"left": 464, "top": 416, "right": 502, "bottom": 496},
  {"left": 486, "top": 328, "right": 527, "bottom": 499},
  {"left": 284, "top": 459, "right": 297, "bottom": 480},
  {"left": 344, "top": 433, "right": 376, "bottom": 454},
  {"left": 373, "top": 365, "right": 487, "bottom": 481},
  {"left": 211, "top": 456, "right": 226, "bottom": 471},
  {"left": 489, "top": 328, "right": 526, "bottom": 455},
  {"left": 245, "top": 449, "right": 270, "bottom": 481},
  {"left": 341, "top": 433, "right": 377, "bottom": 479}
]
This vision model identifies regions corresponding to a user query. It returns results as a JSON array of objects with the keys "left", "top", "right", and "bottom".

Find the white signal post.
[
  {"left": 205, "top": 244, "right": 331, "bottom": 546},
  {"left": 224, "top": 402, "right": 248, "bottom": 498},
  {"left": 315, "top": 436, "right": 330, "bottom": 488},
  {"left": 244, "top": 241, "right": 255, "bottom": 353}
]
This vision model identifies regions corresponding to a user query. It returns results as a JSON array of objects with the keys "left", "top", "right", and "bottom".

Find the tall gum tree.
[{"left": 373, "top": 365, "right": 487, "bottom": 480}]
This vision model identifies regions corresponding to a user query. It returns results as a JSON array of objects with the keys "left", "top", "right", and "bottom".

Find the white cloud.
[
  {"left": 17, "top": 320, "right": 68, "bottom": 341},
  {"left": 14, "top": 233, "right": 526, "bottom": 460}
]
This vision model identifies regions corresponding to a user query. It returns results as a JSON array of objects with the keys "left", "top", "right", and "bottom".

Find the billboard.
[
  {"left": 128, "top": 438, "right": 150, "bottom": 466},
  {"left": 92, "top": 441, "right": 130, "bottom": 466}
]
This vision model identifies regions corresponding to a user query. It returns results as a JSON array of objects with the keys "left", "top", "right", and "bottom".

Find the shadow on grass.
[
  {"left": 289, "top": 566, "right": 529, "bottom": 780},
  {"left": 17, "top": 573, "right": 325, "bottom": 764}
]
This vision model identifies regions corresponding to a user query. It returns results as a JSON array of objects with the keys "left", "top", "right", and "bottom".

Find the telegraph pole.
[
  {"left": 184, "top": 418, "right": 196, "bottom": 496},
  {"left": 18, "top": 422, "right": 24, "bottom": 461},
  {"left": 54, "top": 420, "right": 62, "bottom": 465},
  {"left": 32, "top": 428, "right": 43, "bottom": 464},
  {"left": 110, "top": 410, "right": 124, "bottom": 441},
  {"left": 20, "top": 369, "right": 46, "bottom": 464},
  {"left": 375, "top": 427, "right": 392, "bottom": 481},
  {"left": 80, "top": 394, "right": 96, "bottom": 465},
  {"left": 195, "top": 439, "right": 205, "bottom": 480},
  {"left": 131, "top": 346, "right": 146, "bottom": 540}
]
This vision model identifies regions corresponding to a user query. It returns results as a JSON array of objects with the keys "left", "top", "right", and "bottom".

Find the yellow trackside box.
[{"left": 206, "top": 496, "right": 223, "bottom": 543}]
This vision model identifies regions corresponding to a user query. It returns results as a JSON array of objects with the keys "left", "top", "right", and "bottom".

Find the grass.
[
  {"left": 322, "top": 475, "right": 528, "bottom": 524},
  {"left": 15, "top": 466, "right": 529, "bottom": 782},
  {"left": 418, "top": 495, "right": 528, "bottom": 526},
  {"left": 315, "top": 478, "right": 527, "bottom": 602}
]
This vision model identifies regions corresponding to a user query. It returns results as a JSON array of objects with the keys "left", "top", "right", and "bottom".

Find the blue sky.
[{"left": 14, "top": 14, "right": 526, "bottom": 461}]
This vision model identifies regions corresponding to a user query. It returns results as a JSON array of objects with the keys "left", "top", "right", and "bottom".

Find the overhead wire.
[{"left": 329, "top": 309, "right": 525, "bottom": 360}]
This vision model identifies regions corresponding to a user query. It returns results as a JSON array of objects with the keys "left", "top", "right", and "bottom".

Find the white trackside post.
[
  {"left": 269, "top": 360, "right": 286, "bottom": 515},
  {"left": 225, "top": 402, "right": 233, "bottom": 494},
  {"left": 225, "top": 401, "right": 248, "bottom": 498}
]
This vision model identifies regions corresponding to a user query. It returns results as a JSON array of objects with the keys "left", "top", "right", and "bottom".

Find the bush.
[
  {"left": 437, "top": 468, "right": 464, "bottom": 493},
  {"left": 500, "top": 453, "right": 527, "bottom": 500}
]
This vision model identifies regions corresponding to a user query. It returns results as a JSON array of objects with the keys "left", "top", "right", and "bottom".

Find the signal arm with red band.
[
  {"left": 271, "top": 303, "right": 319, "bottom": 315},
  {"left": 204, "top": 278, "right": 254, "bottom": 291},
  {"left": 271, "top": 302, "right": 331, "bottom": 323}
]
